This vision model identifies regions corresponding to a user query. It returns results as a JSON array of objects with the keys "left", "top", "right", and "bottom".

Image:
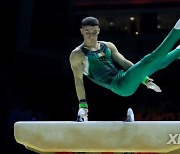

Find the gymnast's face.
[{"left": 80, "top": 26, "right": 100, "bottom": 42}]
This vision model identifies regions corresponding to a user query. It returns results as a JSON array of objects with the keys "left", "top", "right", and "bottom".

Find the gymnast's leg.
[
  {"left": 111, "top": 19, "right": 180, "bottom": 96},
  {"left": 148, "top": 45, "right": 180, "bottom": 74}
]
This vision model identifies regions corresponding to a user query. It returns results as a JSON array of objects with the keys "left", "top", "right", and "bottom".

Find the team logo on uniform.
[
  {"left": 97, "top": 52, "right": 106, "bottom": 61},
  {"left": 97, "top": 52, "right": 105, "bottom": 57}
]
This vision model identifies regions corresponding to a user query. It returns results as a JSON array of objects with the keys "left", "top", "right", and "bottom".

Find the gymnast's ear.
[
  {"left": 97, "top": 27, "right": 100, "bottom": 34},
  {"left": 80, "top": 28, "right": 83, "bottom": 34}
]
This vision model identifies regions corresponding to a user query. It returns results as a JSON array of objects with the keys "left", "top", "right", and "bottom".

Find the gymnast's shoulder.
[
  {"left": 99, "top": 41, "right": 117, "bottom": 49},
  {"left": 69, "top": 45, "right": 84, "bottom": 61}
]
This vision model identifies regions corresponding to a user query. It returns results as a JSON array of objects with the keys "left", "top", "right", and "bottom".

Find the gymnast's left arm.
[
  {"left": 104, "top": 41, "right": 133, "bottom": 70},
  {"left": 105, "top": 41, "right": 162, "bottom": 92}
]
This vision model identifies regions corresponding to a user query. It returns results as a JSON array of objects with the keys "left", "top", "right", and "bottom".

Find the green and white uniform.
[{"left": 81, "top": 28, "right": 180, "bottom": 96}]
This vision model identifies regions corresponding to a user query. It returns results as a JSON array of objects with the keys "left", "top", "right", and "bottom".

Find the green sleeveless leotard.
[{"left": 81, "top": 42, "right": 122, "bottom": 89}]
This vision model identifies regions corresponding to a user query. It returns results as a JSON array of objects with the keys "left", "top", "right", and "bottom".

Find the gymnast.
[{"left": 69, "top": 16, "right": 180, "bottom": 120}]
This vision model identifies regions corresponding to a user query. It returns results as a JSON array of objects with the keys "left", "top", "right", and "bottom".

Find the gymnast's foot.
[
  {"left": 174, "top": 19, "right": 180, "bottom": 29},
  {"left": 125, "top": 108, "right": 134, "bottom": 122}
]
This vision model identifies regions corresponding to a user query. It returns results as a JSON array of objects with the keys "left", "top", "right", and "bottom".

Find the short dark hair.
[{"left": 81, "top": 16, "right": 99, "bottom": 27}]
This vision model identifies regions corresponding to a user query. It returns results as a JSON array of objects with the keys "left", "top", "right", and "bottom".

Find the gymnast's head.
[
  {"left": 80, "top": 16, "right": 100, "bottom": 41},
  {"left": 81, "top": 16, "right": 99, "bottom": 27}
]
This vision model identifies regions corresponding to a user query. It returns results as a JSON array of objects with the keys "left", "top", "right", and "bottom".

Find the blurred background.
[{"left": 1, "top": 0, "right": 180, "bottom": 153}]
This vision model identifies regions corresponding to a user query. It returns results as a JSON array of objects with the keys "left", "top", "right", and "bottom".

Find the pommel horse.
[{"left": 14, "top": 121, "right": 180, "bottom": 154}]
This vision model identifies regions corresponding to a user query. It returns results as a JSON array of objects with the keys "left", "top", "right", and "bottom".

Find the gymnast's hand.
[
  {"left": 145, "top": 78, "right": 162, "bottom": 92},
  {"left": 77, "top": 108, "right": 88, "bottom": 122}
]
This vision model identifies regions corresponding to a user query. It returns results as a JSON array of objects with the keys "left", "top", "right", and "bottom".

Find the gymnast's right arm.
[{"left": 69, "top": 49, "right": 88, "bottom": 111}]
